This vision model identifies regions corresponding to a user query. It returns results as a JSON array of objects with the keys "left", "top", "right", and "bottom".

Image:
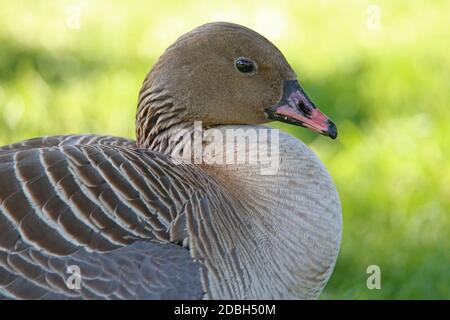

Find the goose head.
[{"left": 137, "top": 22, "right": 337, "bottom": 151}]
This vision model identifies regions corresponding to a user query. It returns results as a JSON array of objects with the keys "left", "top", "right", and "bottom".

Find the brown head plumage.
[{"left": 136, "top": 22, "right": 336, "bottom": 150}]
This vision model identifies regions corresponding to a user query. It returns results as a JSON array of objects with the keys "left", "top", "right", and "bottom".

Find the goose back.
[{"left": 0, "top": 134, "right": 225, "bottom": 299}]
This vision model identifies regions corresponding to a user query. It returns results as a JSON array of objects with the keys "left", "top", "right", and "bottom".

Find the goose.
[{"left": 0, "top": 22, "right": 341, "bottom": 300}]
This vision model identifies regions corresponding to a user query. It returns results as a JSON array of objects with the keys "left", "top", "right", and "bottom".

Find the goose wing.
[{"left": 0, "top": 135, "right": 210, "bottom": 299}]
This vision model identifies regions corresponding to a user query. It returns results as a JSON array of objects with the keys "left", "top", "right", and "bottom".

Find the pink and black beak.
[{"left": 265, "top": 80, "right": 337, "bottom": 139}]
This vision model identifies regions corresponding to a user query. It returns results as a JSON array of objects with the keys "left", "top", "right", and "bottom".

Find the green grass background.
[{"left": 0, "top": 0, "right": 449, "bottom": 299}]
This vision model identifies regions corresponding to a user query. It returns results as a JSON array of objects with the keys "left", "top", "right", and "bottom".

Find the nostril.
[{"left": 297, "top": 102, "right": 312, "bottom": 117}]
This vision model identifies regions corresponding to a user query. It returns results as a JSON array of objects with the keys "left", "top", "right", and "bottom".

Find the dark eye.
[{"left": 235, "top": 58, "right": 256, "bottom": 74}]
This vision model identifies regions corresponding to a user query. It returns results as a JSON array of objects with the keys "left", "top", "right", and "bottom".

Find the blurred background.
[{"left": 0, "top": 0, "right": 449, "bottom": 299}]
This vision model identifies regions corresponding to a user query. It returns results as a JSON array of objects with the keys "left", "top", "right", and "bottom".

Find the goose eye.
[{"left": 235, "top": 58, "right": 256, "bottom": 74}]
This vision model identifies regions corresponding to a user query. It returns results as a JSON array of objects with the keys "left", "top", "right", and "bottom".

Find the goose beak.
[{"left": 265, "top": 80, "right": 338, "bottom": 139}]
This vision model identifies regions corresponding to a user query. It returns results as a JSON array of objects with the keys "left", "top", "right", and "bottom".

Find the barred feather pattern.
[
  {"left": 136, "top": 79, "right": 191, "bottom": 154},
  {"left": 0, "top": 134, "right": 221, "bottom": 299}
]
